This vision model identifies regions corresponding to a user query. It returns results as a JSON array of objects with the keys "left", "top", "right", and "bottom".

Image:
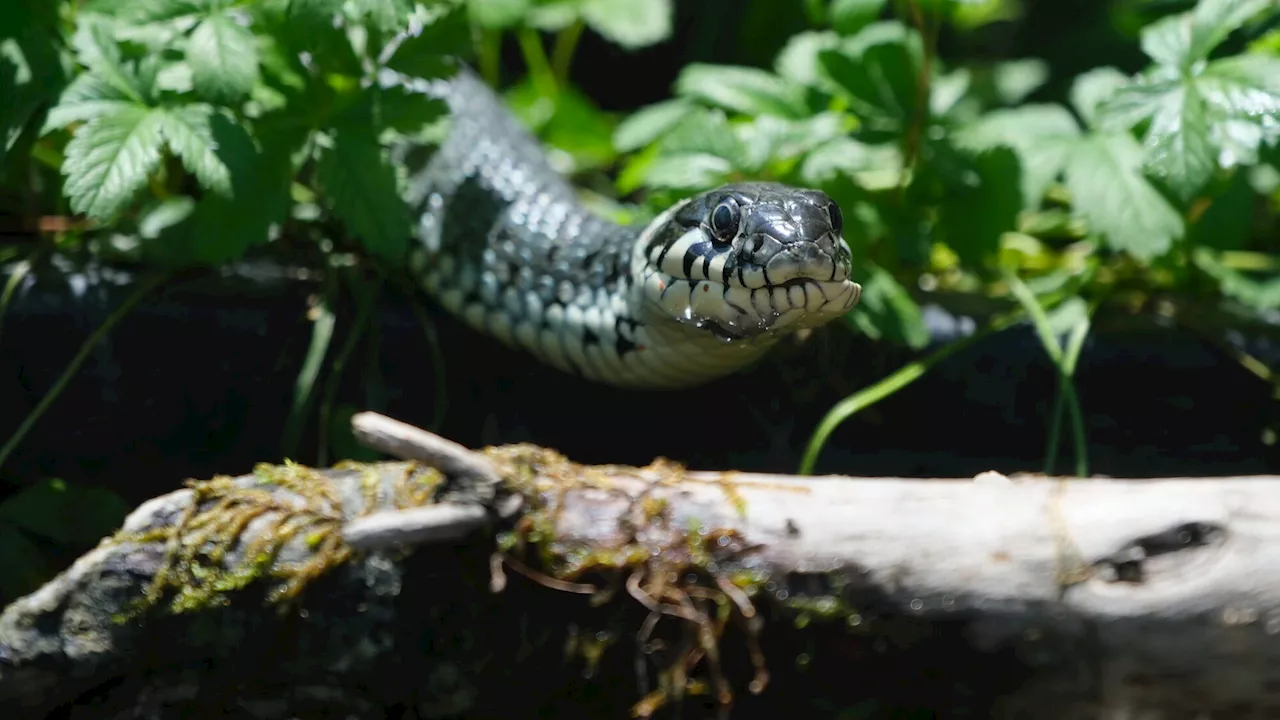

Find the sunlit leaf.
[
  {"left": 156, "top": 104, "right": 233, "bottom": 195},
  {"left": 1063, "top": 133, "right": 1183, "bottom": 260},
  {"left": 155, "top": 115, "right": 296, "bottom": 265},
  {"left": 1187, "top": 0, "right": 1274, "bottom": 65},
  {"left": 187, "top": 12, "right": 260, "bottom": 104},
  {"left": 675, "top": 63, "right": 807, "bottom": 119},
  {"left": 613, "top": 99, "right": 694, "bottom": 152},
  {"left": 954, "top": 104, "right": 1080, "bottom": 206},
  {"left": 642, "top": 153, "right": 733, "bottom": 190},
  {"left": 659, "top": 108, "right": 745, "bottom": 161},
  {"left": 41, "top": 69, "right": 138, "bottom": 134},
  {"left": 62, "top": 104, "right": 165, "bottom": 220},
  {"left": 582, "top": 0, "right": 673, "bottom": 49},
  {"left": 774, "top": 30, "right": 841, "bottom": 89},
  {"left": 1070, "top": 66, "right": 1130, "bottom": 130},
  {"left": 467, "top": 0, "right": 530, "bottom": 28}
]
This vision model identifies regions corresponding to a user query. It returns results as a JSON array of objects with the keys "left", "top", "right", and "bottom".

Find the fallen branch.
[{"left": 2, "top": 415, "right": 1279, "bottom": 719}]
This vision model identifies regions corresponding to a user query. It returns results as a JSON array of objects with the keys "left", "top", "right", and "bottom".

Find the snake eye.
[
  {"left": 827, "top": 203, "right": 844, "bottom": 236},
  {"left": 709, "top": 200, "right": 740, "bottom": 243}
]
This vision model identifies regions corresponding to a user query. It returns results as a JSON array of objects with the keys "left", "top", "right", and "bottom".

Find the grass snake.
[{"left": 387, "top": 66, "right": 862, "bottom": 389}]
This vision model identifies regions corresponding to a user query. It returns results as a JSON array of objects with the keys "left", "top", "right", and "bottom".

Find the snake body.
[{"left": 390, "top": 67, "right": 861, "bottom": 389}]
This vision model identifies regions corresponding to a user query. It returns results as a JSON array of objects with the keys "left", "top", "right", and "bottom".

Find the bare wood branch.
[{"left": 6, "top": 418, "right": 1280, "bottom": 718}]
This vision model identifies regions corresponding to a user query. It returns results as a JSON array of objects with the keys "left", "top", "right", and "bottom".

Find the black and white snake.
[{"left": 385, "top": 66, "right": 862, "bottom": 389}]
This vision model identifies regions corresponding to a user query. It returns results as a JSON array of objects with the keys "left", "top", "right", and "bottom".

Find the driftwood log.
[{"left": 1, "top": 412, "right": 1278, "bottom": 719}]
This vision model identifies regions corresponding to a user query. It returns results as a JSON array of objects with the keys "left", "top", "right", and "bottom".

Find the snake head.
[{"left": 636, "top": 182, "right": 861, "bottom": 340}]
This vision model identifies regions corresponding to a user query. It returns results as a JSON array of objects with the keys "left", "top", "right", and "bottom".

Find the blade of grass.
[
  {"left": 316, "top": 272, "right": 381, "bottom": 466},
  {"left": 281, "top": 281, "right": 337, "bottom": 459},
  {"left": 1004, "top": 272, "right": 1091, "bottom": 477},
  {"left": 0, "top": 274, "right": 167, "bottom": 475},
  {"left": 799, "top": 310, "right": 1025, "bottom": 475}
]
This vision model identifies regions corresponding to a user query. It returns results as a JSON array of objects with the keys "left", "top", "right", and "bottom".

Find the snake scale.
[{"left": 385, "top": 65, "right": 862, "bottom": 390}]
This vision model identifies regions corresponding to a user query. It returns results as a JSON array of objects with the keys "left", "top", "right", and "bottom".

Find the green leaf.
[
  {"left": 954, "top": 104, "right": 1080, "bottom": 206},
  {"left": 0, "top": 478, "right": 130, "bottom": 546},
  {"left": 1063, "top": 132, "right": 1183, "bottom": 260},
  {"left": 774, "top": 30, "right": 841, "bottom": 88},
  {"left": 934, "top": 145, "right": 1022, "bottom": 265},
  {"left": 642, "top": 153, "right": 734, "bottom": 191},
  {"left": 467, "top": 0, "right": 530, "bottom": 28},
  {"left": 0, "top": 12, "right": 66, "bottom": 162},
  {"left": 384, "top": 3, "right": 470, "bottom": 77},
  {"left": 581, "top": 0, "right": 673, "bottom": 49},
  {"left": 818, "top": 21, "right": 923, "bottom": 138},
  {"left": 734, "top": 113, "right": 847, "bottom": 173},
  {"left": 507, "top": 81, "right": 617, "bottom": 171},
  {"left": 376, "top": 80, "right": 449, "bottom": 133},
  {"left": 286, "top": 0, "right": 346, "bottom": 25},
  {"left": 0, "top": 524, "right": 50, "bottom": 602},
  {"left": 991, "top": 58, "right": 1049, "bottom": 105},
  {"left": 351, "top": 0, "right": 415, "bottom": 33},
  {"left": 42, "top": 72, "right": 140, "bottom": 133},
  {"left": 800, "top": 136, "right": 902, "bottom": 191},
  {"left": 613, "top": 99, "right": 694, "bottom": 152},
  {"left": 69, "top": 15, "right": 151, "bottom": 104},
  {"left": 1192, "top": 247, "right": 1280, "bottom": 310},
  {"left": 846, "top": 264, "right": 928, "bottom": 350},
  {"left": 830, "top": 0, "right": 887, "bottom": 35},
  {"left": 187, "top": 12, "right": 260, "bottom": 104},
  {"left": 1070, "top": 66, "right": 1131, "bottom": 130},
  {"left": 91, "top": 0, "right": 211, "bottom": 23},
  {"left": 317, "top": 118, "right": 412, "bottom": 259},
  {"left": 1188, "top": 0, "right": 1273, "bottom": 65},
  {"left": 156, "top": 104, "right": 232, "bottom": 195},
  {"left": 1145, "top": 83, "right": 1216, "bottom": 200},
  {"left": 659, "top": 108, "right": 745, "bottom": 162},
  {"left": 155, "top": 115, "right": 295, "bottom": 265},
  {"left": 62, "top": 104, "right": 166, "bottom": 220},
  {"left": 674, "top": 63, "right": 807, "bottom": 119}
]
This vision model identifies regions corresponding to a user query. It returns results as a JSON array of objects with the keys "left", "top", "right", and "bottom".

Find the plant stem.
[
  {"left": 0, "top": 273, "right": 167, "bottom": 475},
  {"left": 518, "top": 27, "right": 558, "bottom": 97},
  {"left": 316, "top": 271, "right": 381, "bottom": 467},
  {"left": 799, "top": 310, "right": 1025, "bottom": 475},
  {"left": 551, "top": 20, "right": 585, "bottom": 85}
]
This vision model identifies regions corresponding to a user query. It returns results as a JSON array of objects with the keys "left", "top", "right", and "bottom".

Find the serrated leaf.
[
  {"left": 1188, "top": 0, "right": 1273, "bottom": 65},
  {"left": 62, "top": 104, "right": 165, "bottom": 220},
  {"left": 188, "top": 12, "right": 259, "bottom": 104},
  {"left": 1070, "top": 66, "right": 1130, "bottom": 129},
  {"left": 774, "top": 30, "right": 841, "bottom": 88},
  {"left": 467, "top": 0, "right": 530, "bottom": 28},
  {"left": 613, "top": 99, "right": 694, "bottom": 152},
  {"left": 846, "top": 263, "right": 928, "bottom": 349},
  {"left": 155, "top": 115, "right": 295, "bottom": 265},
  {"left": 675, "top": 64, "right": 807, "bottom": 119},
  {"left": 383, "top": 3, "right": 469, "bottom": 76},
  {"left": 935, "top": 145, "right": 1022, "bottom": 265},
  {"left": 800, "top": 136, "right": 902, "bottom": 190},
  {"left": 642, "top": 153, "right": 733, "bottom": 190},
  {"left": 376, "top": 80, "right": 449, "bottom": 132},
  {"left": 659, "top": 108, "right": 745, "bottom": 162},
  {"left": 317, "top": 121, "right": 411, "bottom": 259},
  {"left": 830, "top": 0, "right": 887, "bottom": 35},
  {"left": 157, "top": 104, "right": 232, "bottom": 195},
  {"left": 351, "top": 0, "right": 415, "bottom": 33},
  {"left": 954, "top": 104, "right": 1080, "bottom": 206},
  {"left": 1144, "top": 83, "right": 1215, "bottom": 200},
  {"left": 582, "top": 0, "right": 672, "bottom": 49},
  {"left": 42, "top": 72, "right": 141, "bottom": 133},
  {"left": 1063, "top": 133, "right": 1183, "bottom": 260}
]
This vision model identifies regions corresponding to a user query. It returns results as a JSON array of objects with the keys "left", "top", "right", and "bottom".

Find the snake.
[{"left": 385, "top": 66, "right": 862, "bottom": 390}]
